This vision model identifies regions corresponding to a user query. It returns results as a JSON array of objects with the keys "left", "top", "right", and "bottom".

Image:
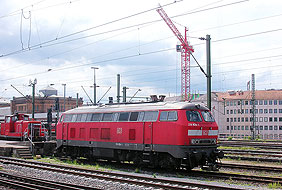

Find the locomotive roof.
[{"left": 64, "top": 101, "right": 209, "bottom": 114}]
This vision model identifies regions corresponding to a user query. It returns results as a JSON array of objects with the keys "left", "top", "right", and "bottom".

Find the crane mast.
[{"left": 157, "top": 7, "right": 194, "bottom": 101}]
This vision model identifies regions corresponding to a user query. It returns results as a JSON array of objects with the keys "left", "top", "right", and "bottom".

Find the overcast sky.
[{"left": 0, "top": 0, "right": 282, "bottom": 104}]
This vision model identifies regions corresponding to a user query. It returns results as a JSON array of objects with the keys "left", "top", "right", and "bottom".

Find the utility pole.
[
  {"left": 62, "top": 84, "right": 66, "bottom": 112},
  {"left": 123, "top": 86, "right": 127, "bottom": 103},
  {"left": 91, "top": 67, "right": 99, "bottom": 105},
  {"left": 117, "top": 74, "right": 120, "bottom": 103},
  {"left": 76, "top": 93, "right": 79, "bottom": 108},
  {"left": 29, "top": 79, "right": 37, "bottom": 120},
  {"left": 206, "top": 35, "right": 211, "bottom": 111},
  {"left": 251, "top": 74, "right": 256, "bottom": 139}
]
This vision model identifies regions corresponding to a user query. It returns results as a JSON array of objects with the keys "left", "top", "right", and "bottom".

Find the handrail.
[{"left": 27, "top": 136, "right": 35, "bottom": 156}]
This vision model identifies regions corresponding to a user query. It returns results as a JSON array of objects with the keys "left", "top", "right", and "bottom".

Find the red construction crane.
[{"left": 157, "top": 7, "right": 194, "bottom": 101}]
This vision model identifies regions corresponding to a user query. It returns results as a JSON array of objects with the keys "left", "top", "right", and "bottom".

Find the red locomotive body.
[
  {"left": 56, "top": 102, "right": 223, "bottom": 170},
  {"left": 0, "top": 113, "right": 46, "bottom": 141}
]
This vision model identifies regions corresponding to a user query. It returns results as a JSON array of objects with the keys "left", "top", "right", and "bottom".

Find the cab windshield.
[
  {"left": 201, "top": 111, "right": 215, "bottom": 122},
  {"left": 186, "top": 110, "right": 202, "bottom": 122}
]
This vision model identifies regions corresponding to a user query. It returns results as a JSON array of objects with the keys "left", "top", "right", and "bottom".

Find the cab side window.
[{"left": 186, "top": 110, "right": 202, "bottom": 122}]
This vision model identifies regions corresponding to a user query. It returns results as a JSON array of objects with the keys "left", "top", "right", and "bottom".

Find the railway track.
[
  {"left": 220, "top": 149, "right": 282, "bottom": 162},
  {"left": 219, "top": 140, "right": 282, "bottom": 150},
  {"left": 0, "top": 170, "right": 99, "bottom": 190},
  {"left": 220, "top": 162, "right": 282, "bottom": 172},
  {"left": 0, "top": 156, "right": 246, "bottom": 190}
]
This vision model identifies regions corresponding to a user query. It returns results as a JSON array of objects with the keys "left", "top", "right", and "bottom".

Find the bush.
[{"left": 227, "top": 136, "right": 232, "bottom": 141}]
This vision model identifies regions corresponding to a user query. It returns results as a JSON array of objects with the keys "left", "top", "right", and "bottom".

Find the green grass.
[
  {"left": 219, "top": 146, "right": 259, "bottom": 151},
  {"left": 268, "top": 182, "right": 282, "bottom": 189},
  {"left": 34, "top": 157, "right": 114, "bottom": 172}
]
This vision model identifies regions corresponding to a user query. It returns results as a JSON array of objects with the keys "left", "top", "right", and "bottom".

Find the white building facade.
[{"left": 216, "top": 90, "right": 282, "bottom": 140}]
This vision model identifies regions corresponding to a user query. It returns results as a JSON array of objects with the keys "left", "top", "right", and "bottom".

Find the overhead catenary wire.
[
  {"left": 0, "top": 0, "right": 249, "bottom": 58},
  {"left": 1, "top": 25, "right": 281, "bottom": 82}
]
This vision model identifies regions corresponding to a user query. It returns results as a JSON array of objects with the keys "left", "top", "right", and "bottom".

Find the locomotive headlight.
[
  {"left": 211, "top": 139, "right": 216, "bottom": 144},
  {"left": 191, "top": 139, "right": 199, "bottom": 145}
]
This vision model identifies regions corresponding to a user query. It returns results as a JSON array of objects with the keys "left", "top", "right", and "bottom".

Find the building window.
[
  {"left": 250, "top": 117, "right": 253, "bottom": 122},
  {"left": 241, "top": 126, "right": 244, "bottom": 130},
  {"left": 241, "top": 109, "right": 244, "bottom": 114},
  {"left": 245, "top": 117, "right": 249, "bottom": 122},
  {"left": 279, "top": 117, "right": 282, "bottom": 122},
  {"left": 279, "top": 100, "right": 282, "bottom": 105},
  {"left": 234, "top": 118, "right": 237, "bottom": 122},
  {"left": 269, "top": 109, "right": 273, "bottom": 113},
  {"left": 227, "top": 126, "right": 229, "bottom": 130},
  {"left": 238, "top": 109, "right": 241, "bottom": 114},
  {"left": 250, "top": 100, "right": 253, "bottom": 105},
  {"left": 264, "top": 100, "right": 268, "bottom": 105},
  {"left": 264, "top": 126, "right": 268, "bottom": 130},
  {"left": 250, "top": 109, "right": 253, "bottom": 113},
  {"left": 259, "top": 109, "right": 263, "bottom": 114},
  {"left": 274, "top": 126, "right": 278, "bottom": 130},
  {"left": 231, "top": 126, "right": 233, "bottom": 130},
  {"left": 245, "top": 126, "right": 249, "bottom": 130},
  {"left": 230, "top": 118, "right": 233, "bottom": 122},
  {"left": 255, "top": 117, "right": 258, "bottom": 122},
  {"left": 259, "top": 100, "right": 263, "bottom": 105},
  {"left": 234, "top": 109, "right": 237, "bottom": 114},
  {"left": 227, "top": 110, "right": 229, "bottom": 114},
  {"left": 259, "top": 117, "right": 263, "bottom": 122},
  {"left": 255, "top": 109, "right": 258, "bottom": 114},
  {"left": 255, "top": 100, "right": 258, "bottom": 105},
  {"left": 241, "top": 117, "right": 244, "bottom": 122},
  {"left": 234, "top": 101, "right": 236, "bottom": 106},
  {"left": 279, "top": 126, "right": 282, "bottom": 130},
  {"left": 260, "top": 126, "right": 263, "bottom": 131},
  {"left": 230, "top": 110, "right": 233, "bottom": 114},
  {"left": 264, "top": 109, "right": 268, "bottom": 114},
  {"left": 269, "top": 126, "right": 273, "bottom": 130},
  {"left": 238, "top": 117, "right": 240, "bottom": 122},
  {"left": 274, "top": 109, "right": 277, "bottom": 113},
  {"left": 274, "top": 117, "right": 278, "bottom": 122},
  {"left": 269, "top": 100, "right": 273, "bottom": 105},
  {"left": 238, "top": 101, "right": 241, "bottom": 105},
  {"left": 264, "top": 117, "right": 268, "bottom": 122},
  {"left": 245, "top": 100, "right": 248, "bottom": 105},
  {"left": 238, "top": 126, "right": 240, "bottom": 130},
  {"left": 274, "top": 100, "right": 278, "bottom": 105},
  {"left": 230, "top": 101, "right": 233, "bottom": 106},
  {"left": 226, "top": 101, "right": 229, "bottom": 106},
  {"left": 280, "top": 109, "right": 282, "bottom": 113},
  {"left": 227, "top": 118, "right": 229, "bottom": 122},
  {"left": 269, "top": 117, "right": 273, "bottom": 122},
  {"left": 234, "top": 126, "right": 237, "bottom": 130}
]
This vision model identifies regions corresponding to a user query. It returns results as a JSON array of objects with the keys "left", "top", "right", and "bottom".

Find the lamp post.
[
  {"left": 62, "top": 84, "right": 66, "bottom": 112},
  {"left": 91, "top": 67, "right": 99, "bottom": 105},
  {"left": 29, "top": 78, "right": 37, "bottom": 120}
]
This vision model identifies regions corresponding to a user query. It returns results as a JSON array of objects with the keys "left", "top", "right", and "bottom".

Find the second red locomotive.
[
  {"left": 0, "top": 113, "right": 46, "bottom": 141},
  {"left": 56, "top": 101, "right": 223, "bottom": 170}
]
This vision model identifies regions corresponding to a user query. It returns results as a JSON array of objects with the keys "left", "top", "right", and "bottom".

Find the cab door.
[
  {"left": 143, "top": 122, "right": 153, "bottom": 150},
  {"left": 62, "top": 123, "right": 69, "bottom": 145}
]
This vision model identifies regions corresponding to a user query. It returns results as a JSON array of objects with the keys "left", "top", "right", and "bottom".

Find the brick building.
[{"left": 11, "top": 96, "right": 83, "bottom": 114}]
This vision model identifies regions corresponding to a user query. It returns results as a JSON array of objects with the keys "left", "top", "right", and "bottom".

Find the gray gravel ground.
[
  {"left": 2, "top": 163, "right": 267, "bottom": 190},
  {"left": 3, "top": 164, "right": 156, "bottom": 190}
]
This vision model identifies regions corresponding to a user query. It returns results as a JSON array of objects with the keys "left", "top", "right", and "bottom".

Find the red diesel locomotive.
[
  {"left": 0, "top": 113, "right": 46, "bottom": 141},
  {"left": 56, "top": 101, "right": 223, "bottom": 170}
]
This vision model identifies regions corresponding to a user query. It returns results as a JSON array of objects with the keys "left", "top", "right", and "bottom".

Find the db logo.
[
  {"left": 117, "top": 128, "right": 122, "bottom": 134},
  {"left": 202, "top": 130, "right": 208, "bottom": 136}
]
